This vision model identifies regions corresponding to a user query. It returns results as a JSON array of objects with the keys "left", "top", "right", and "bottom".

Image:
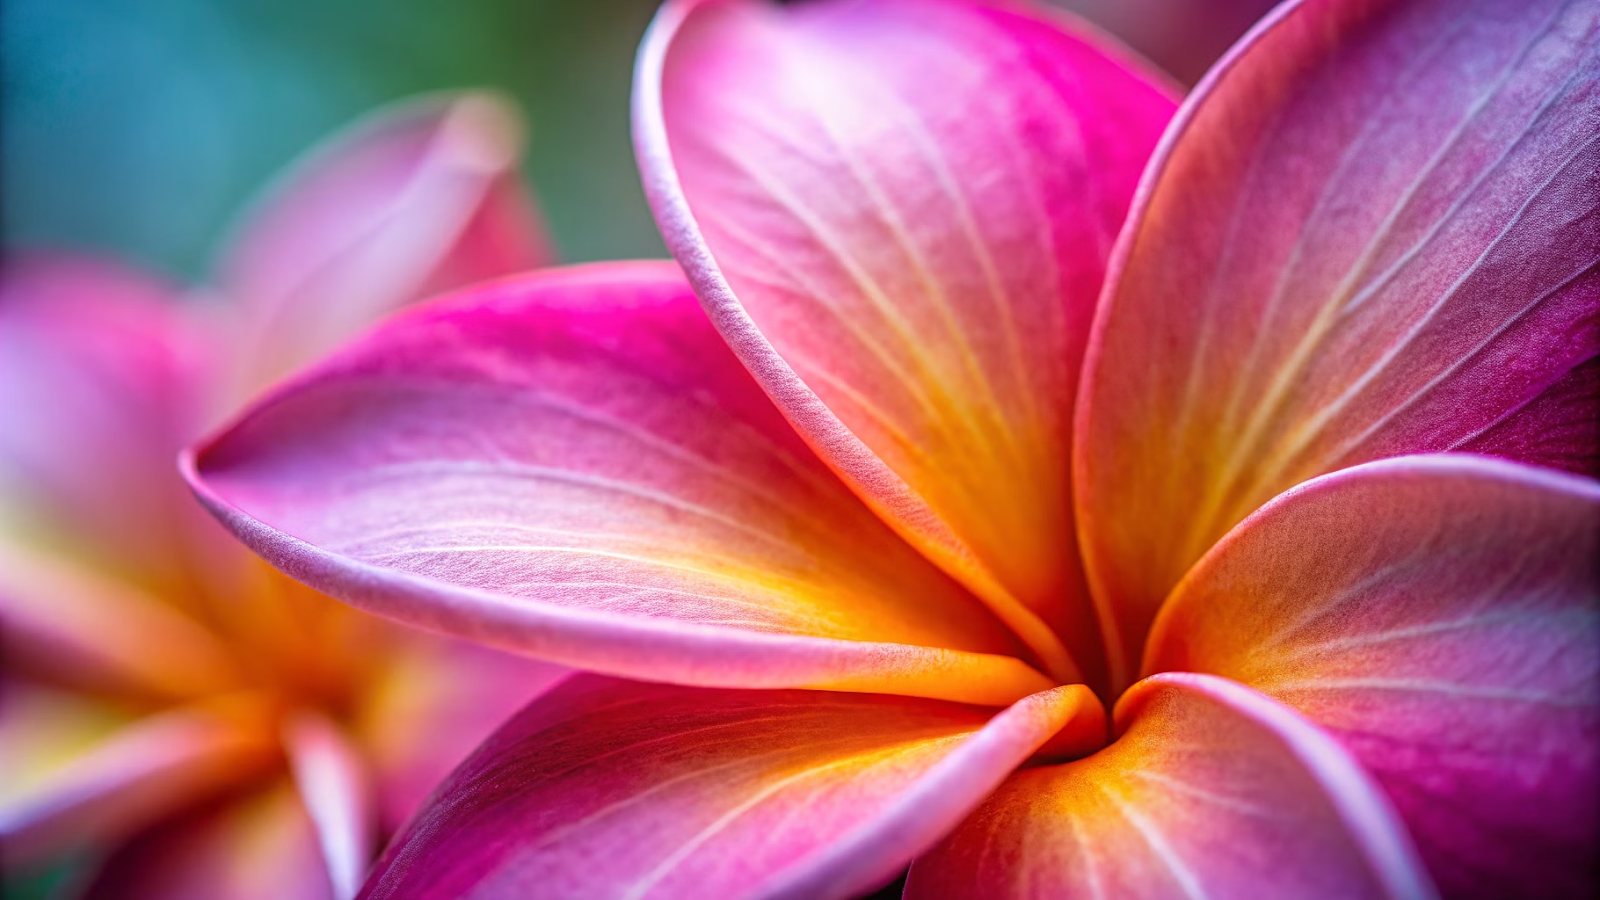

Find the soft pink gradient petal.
[
  {"left": 84, "top": 781, "right": 336, "bottom": 900},
  {"left": 635, "top": 0, "right": 1177, "bottom": 687},
  {"left": 0, "top": 696, "right": 277, "bottom": 861},
  {"left": 358, "top": 675, "right": 1104, "bottom": 900},
  {"left": 1075, "top": 0, "right": 1600, "bottom": 690},
  {"left": 186, "top": 263, "right": 1047, "bottom": 705},
  {"left": 907, "top": 672, "right": 1435, "bottom": 899},
  {"left": 217, "top": 91, "right": 553, "bottom": 393},
  {"left": 1146, "top": 455, "right": 1600, "bottom": 898},
  {"left": 284, "top": 712, "right": 375, "bottom": 900},
  {"left": 0, "top": 254, "right": 212, "bottom": 591},
  {"left": 0, "top": 541, "right": 239, "bottom": 700},
  {"left": 354, "top": 637, "right": 567, "bottom": 832}
]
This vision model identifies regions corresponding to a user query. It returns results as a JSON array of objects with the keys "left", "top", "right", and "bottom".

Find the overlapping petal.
[
  {"left": 1076, "top": 0, "right": 1600, "bottom": 688},
  {"left": 636, "top": 0, "right": 1177, "bottom": 685},
  {"left": 217, "top": 91, "right": 553, "bottom": 392},
  {"left": 906, "top": 672, "right": 1434, "bottom": 899},
  {"left": 359, "top": 674, "right": 1103, "bottom": 900},
  {"left": 1146, "top": 455, "right": 1600, "bottom": 897},
  {"left": 186, "top": 263, "right": 1049, "bottom": 705}
]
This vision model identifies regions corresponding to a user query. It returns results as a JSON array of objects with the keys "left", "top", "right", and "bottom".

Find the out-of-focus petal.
[
  {"left": 0, "top": 541, "right": 239, "bottom": 700},
  {"left": 358, "top": 674, "right": 1103, "bottom": 900},
  {"left": 185, "top": 263, "right": 1047, "bottom": 705},
  {"left": 1075, "top": 0, "right": 1600, "bottom": 689},
  {"left": 0, "top": 695, "right": 278, "bottom": 861},
  {"left": 284, "top": 712, "right": 374, "bottom": 900},
  {"left": 906, "top": 672, "right": 1434, "bottom": 899},
  {"left": 354, "top": 637, "right": 567, "bottom": 832},
  {"left": 0, "top": 254, "right": 211, "bottom": 593},
  {"left": 83, "top": 781, "right": 335, "bottom": 900},
  {"left": 1146, "top": 455, "right": 1600, "bottom": 897},
  {"left": 218, "top": 91, "right": 553, "bottom": 393},
  {"left": 635, "top": 0, "right": 1177, "bottom": 686}
]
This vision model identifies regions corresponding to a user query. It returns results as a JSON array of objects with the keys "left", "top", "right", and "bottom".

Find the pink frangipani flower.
[
  {"left": 183, "top": 0, "right": 1597, "bottom": 897},
  {"left": 0, "top": 93, "right": 562, "bottom": 898}
]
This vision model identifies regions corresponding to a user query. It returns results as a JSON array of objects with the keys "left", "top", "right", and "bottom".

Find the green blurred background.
[{"left": 1, "top": 0, "right": 1276, "bottom": 281}]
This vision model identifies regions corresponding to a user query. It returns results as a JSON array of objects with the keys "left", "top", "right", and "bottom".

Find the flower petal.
[
  {"left": 0, "top": 540, "right": 240, "bottom": 701},
  {"left": 359, "top": 674, "right": 1103, "bottom": 900},
  {"left": 354, "top": 637, "right": 567, "bottom": 833},
  {"left": 0, "top": 694, "right": 278, "bottom": 861},
  {"left": 0, "top": 254, "right": 211, "bottom": 591},
  {"left": 186, "top": 263, "right": 1047, "bottom": 705},
  {"left": 1076, "top": 0, "right": 1600, "bottom": 690},
  {"left": 635, "top": 0, "right": 1177, "bottom": 686},
  {"left": 217, "top": 91, "right": 553, "bottom": 393},
  {"left": 1146, "top": 454, "right": 1600, "bottom": 897},
  {"left": 907, "top": 672, "right": 1434, "bottom": 899},
  {"left": 83, "top": 781, "right": 336, "bottom": 900},
  {"left": 284, "top": 712, "right": 375, "bottom": 900}
]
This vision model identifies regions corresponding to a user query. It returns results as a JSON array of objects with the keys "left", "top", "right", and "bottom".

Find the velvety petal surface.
[
  {"left": 359, "top": 674, "right": 1103, "bottom": 900},
  {"left": 906, "top": 672, "right": 1434, "bottom": 899},
  {"left": 217, "top": 91, "right": 552, "bottom": 393},
  {"left": 84, "top": 781, "right": 336, "bottom": 900},
  {"left": 636, "top": 0, "right": 1177, "bottom": 685},
  {"left": 0, "top": 254, "right": 210, "bottom": 592},
  {"left": 1076, "top": 0, "right": 1600, "bottom": 688},
  {"left": 1146, "top": 455, "right": 1600, "bottom": 898},
  {"left": 187, "top": 263, "right": 1047, "bottom": 705}
]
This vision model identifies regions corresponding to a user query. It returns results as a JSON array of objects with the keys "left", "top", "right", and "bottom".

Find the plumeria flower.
[
  {"left": 182, "top": 0, "right": 1597, "bottom": 897},
  {"left": 0, "top": 92, "right": 564, "bottom": 898}
]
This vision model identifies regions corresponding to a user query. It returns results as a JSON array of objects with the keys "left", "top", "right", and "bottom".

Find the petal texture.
[
  {"left": 906, "top": 672, "right": 1434, "bottom": 899},
  {"left": 1146, "top": 455, "right": 1600, "bottom": 898},
  {"left": 1076, "top": 0, "right": 1600, "bottom": 688},
  {"left": 218, "top": 91, "right": 552, "bottom": 392},
  {"left": 636, "top": 0, "right": 1177, "bottom": 685},
  {"left": 187, "top": 263, "right": 1046, "bottom": 705},
  {"left": 359, "top": 675, "right": 1104, "bottom": 900}
]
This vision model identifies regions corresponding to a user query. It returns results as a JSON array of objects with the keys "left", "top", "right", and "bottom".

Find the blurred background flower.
[{"left": 1, "top": 0, "right": 1277, "bottom": 277}]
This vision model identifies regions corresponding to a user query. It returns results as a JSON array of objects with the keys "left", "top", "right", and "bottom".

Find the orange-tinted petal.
[
  {"left": 907, "top": 672, "right": 1433, "bottom": 899},
  {"left": 1147, "top": 455, "right": 1599, "bottom": 897},
  {"left": 636, "top": 0, "right": 1177, "bottom": 685},
  {"left": 1076, "top": 0, "right": 1600, "bottom": 690}
]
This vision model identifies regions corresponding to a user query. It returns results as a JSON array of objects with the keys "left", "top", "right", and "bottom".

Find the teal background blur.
[{"left": 2, "top": 0, "right": 1276, "bottom": 282}]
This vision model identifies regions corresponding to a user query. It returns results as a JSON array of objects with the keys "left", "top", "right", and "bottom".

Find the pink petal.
[
  {"left": 284, "top": 712, "right": 375, "bottom": 900},
  {"left": 1146, "top": 454, "right": 1600, "bottom": 897},
  {"left": 635, "top": 0, "right": 1177, "bottom": 686},
  {"left": 0, "top": 695, "right": 278, "bottom": 861},
  {"left": 358, "top": 675, "right": 1104, "bottom": 900},
  {"left": 0, "top": 254, "right": 212, "bottom": 590},
  {"left": 907, "top": 672, "right": 1434, "bottom": 899},
  {"left": 83, "top": 781, "right": 335, "bottom": 900},
  {"left": 185, "top": 263, "right": 1048, "bottom": 705},
  {"left": 0, "top": 541, "right": 239, "bottom": 701},
  {"left": 1075, "top": 0, "right": 1600, "bottom": 691},
  {"left": 217, "top": 91, "right": 553, "bottom": 393},
  {"left": 353, "top": 637, "right": 567, "bottom": 833}
]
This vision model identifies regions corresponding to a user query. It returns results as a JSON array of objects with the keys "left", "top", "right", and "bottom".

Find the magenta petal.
[
  {"left": 635, "top": 0, "right": 1177, "bottom": 685},
  {"left": 358, "top": 675, "right": 1103, "bottom": 900},
  {"left": 0, "top": 254, "right": 211, "bottom": 586},
  {"left": 906, "top": 672, "right": 1434, "bottom": 899},
  {"left": 1075, "top": 0, "right": 1600, "bottom": 689},
  {"left": 185, "top": 263, "right": 1048, "bottom": 705},
  {"left": 218, "top": 91, "right": 553, "bottom": 392},
  {"left": 1147, "top": 455, "right": 1600, "bottom": 898}
]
